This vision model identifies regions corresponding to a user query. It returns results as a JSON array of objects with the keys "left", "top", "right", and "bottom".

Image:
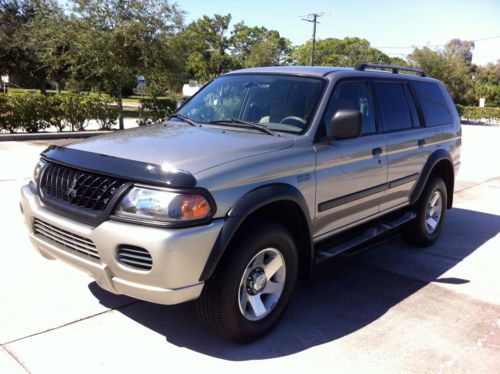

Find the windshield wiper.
[
  {"left": 168, "top": 114, "right": 200, "bottom": 127},
  {"left": 207, "top": 119, "right": 275, "bottom": 136}
]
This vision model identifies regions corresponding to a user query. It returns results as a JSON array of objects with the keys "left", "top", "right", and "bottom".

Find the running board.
[{"left": 315, "top": 211, "right": 416, "bottom": 263}]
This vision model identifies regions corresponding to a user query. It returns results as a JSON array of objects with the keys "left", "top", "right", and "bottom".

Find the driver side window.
[{"left": 320, "top": 81, "right": 376, "bottom": 137}]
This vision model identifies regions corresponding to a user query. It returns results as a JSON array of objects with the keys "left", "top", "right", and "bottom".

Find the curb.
[{"left": 0, "top": 131, "right": 111, "bottom": 142}]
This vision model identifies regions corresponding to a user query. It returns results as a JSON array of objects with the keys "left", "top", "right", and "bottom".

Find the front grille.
[
  {"left": 117, "top": 246, "right": 153, "bottom": 271},
  {"left": 40, "top": 162, "right": 124, "bottom": 211},
  {"left": 33, "top": 218, "right": 100, "bottom": 261}
]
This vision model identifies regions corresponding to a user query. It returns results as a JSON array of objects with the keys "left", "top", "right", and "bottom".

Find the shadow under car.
[{"left": 88, "top": 207, "right": 500, "bottom": 359}]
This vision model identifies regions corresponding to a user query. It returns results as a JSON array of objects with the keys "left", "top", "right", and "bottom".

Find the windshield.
[{"left": 177, "top": 74, "right": 325, "bottom": 134}]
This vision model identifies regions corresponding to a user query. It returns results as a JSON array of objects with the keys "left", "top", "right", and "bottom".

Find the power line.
[{"left": 301, "top": 13, "right": 329, "bottom": 66}]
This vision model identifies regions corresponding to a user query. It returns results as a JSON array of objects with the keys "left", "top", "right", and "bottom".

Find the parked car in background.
[{"left": 176, "top": 80, "right": 203, "bottom": 109}]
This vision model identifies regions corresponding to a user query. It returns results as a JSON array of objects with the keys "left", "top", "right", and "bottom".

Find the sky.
[{"left": 174, "top": 0, "right": 500, "bottom": 65}]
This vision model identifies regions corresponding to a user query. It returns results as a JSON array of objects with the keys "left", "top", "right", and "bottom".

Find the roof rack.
[{"left": 355, "top": 63, "right": 426, "bottom": 77}]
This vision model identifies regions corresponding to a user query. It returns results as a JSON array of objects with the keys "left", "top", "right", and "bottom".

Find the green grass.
[
  {"left": 8, "top": 88, "right": 113, "bottom": 97},
  {"left": 6, "top": 88, "right": 181, "bottom": 102},
  {"left": 5, "top": 89, "right": 178, "bottom": 118},
  {"left": 122, "top": 106, "right": 140, "bottom": 118},
  {"left": 121, "top": 98, "right": 141, "bottom": 106}
]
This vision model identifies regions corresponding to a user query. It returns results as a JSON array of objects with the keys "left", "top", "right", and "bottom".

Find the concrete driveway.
[{"left": 1, "top": 126, "right": 499, "bottom": 373}]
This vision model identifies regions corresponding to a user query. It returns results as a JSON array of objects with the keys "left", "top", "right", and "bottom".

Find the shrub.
[
  {"left": 61, "top": 95, "right": 91, "bottom": 131},
  {"left": 10, "top": 94, "right": 48, "bottom": 133},
  {"left": 87, "top": 97, "right": 119, "bottom": 130},
  {"left": 138, "top": 97, "right": 176, "bottom": 126},
  {"left": 1, "top": 94, "right": 124, "bottom": 133},
  {"left": 0, "top": 94, "right": 17, "bottom": 133},
  {"left": 461, "top": 106, "right": 500, "bottom": 123},
  {"left": 455, "top": 104, "right": 464, "bottom": 116},
  {"left": 41, "top": 95, "right": 66, "bottom": 131}
]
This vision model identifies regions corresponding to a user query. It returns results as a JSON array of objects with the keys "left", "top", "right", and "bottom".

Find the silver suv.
[{"left": 21, "top": 64, "right": 461, "bottom": 343}]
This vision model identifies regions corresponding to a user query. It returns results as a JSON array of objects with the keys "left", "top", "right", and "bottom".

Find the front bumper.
[{"left": 20, "top": 184, "right": 224, "bottom": 305}]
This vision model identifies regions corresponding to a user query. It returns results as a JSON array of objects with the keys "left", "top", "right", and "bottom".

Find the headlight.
[
  {"left": 32, "top": 159, "right": 46, "bottom": 187},
  {"left": 114, "top": 186, "right": 212, "bottom": 223}
]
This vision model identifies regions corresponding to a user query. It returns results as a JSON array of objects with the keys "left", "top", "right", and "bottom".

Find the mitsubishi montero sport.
[{"left": 21, "top": 64, "right": 461, "bottom": 343}]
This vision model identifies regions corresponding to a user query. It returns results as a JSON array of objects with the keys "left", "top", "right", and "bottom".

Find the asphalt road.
[{"left": 1, "top": 126, "right": 499, "bottom": 373}]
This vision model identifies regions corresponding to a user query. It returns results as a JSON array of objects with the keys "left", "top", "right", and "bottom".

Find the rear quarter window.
[
  {"left": 412, "top": 81, "right": 452, "bottom": 127},
  {"left": 373, "top": 81, "right": 413, "bottom": 132}
]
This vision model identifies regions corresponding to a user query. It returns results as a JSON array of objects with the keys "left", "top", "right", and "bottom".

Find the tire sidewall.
[
  {"left": 416, "top": 177, "right": 447, "bottom": 242},
  {"left": 218, "top": 223, "right": 298, "bottom": 341}
]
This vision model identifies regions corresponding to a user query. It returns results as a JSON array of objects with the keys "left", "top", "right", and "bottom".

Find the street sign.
[{"left": 137, "top": 76, "right": 145, "bottom": 84}]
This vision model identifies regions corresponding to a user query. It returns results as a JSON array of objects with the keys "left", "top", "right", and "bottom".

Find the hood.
[{"left": 66, "top": 123, "right": 294, "bottom": 174}]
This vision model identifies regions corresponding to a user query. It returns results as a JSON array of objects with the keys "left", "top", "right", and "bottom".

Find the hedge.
[
  {"left": 460, "top": 106, "right": 500, "bottom": 123},
  {"left": 137, "top": 97, "right": 176, "bottom": 126},
  {"left": 4, "top": 93, "right": 498, "bottom": 133},
  {"left": 0, "top": 93, "right": 119, "bottom": 133}
]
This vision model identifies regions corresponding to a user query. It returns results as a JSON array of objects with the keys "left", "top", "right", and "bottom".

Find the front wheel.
[
  {"left": 402, "top": 176, "right": 448, "bottom": 246},
  {"left": 195, "top": 222, "right": 298, "bottom": 343}
]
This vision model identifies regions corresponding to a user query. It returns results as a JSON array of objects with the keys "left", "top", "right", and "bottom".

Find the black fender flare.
[
  {"left": 199, "top": 183, "right": 313, "bottom": 281},
  {"left": 410, "top": 149, "right": 454, "bottom": 207}
]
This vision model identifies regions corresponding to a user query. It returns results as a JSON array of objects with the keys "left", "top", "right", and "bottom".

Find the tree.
[
  {"left": 180, "top": 14, "right": 233, "bottom": 82},
  {"left": 474, "top": 62, "right": 500, "bottom": 107},
  {"left": 230, "top": 22, "right": 292, "bottom": 68},
  {"left": 69, "top": 0, "right": 183, "bottom": 129},
  {"left": 445, "top": 39, "right": 475, "bottom": 65},
  {"left": 0, "top": 0, "right": 49, "bottom": 92},
  {"left": 408, "top": 46, "right": 475, "bottom": 105},
  {"left": 23, "top": 2, "right": 71, "bottom": 93},
  {"left": 389, "top": 56, "right": 409, "bottom": 67},
  {"left": 293, "top": 37, "right": 391, "bottom": 67}
]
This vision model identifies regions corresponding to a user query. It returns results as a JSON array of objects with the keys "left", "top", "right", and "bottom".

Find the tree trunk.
[
  {"left": 117, "top": 88, "right": 124, "bottom": 130},
  {"left": 40, "top": 80, "right": 47, "bottom": 95}
]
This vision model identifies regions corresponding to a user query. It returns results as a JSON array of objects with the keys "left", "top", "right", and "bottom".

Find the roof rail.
[{"left": 355, "top": 63, "right": 426, "bottom": 77}]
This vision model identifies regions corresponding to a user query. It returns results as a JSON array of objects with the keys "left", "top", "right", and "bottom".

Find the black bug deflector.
[{"left": 41, "top": 145, "right": 197, "bottom": 188}]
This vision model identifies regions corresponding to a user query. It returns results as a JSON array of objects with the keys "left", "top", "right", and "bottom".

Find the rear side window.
[
  {"left": 373, "top": 82, "right": 413, "bottom": 132},
  {"left": 412, "top": 81, "right": 452, "bottom": 126}
]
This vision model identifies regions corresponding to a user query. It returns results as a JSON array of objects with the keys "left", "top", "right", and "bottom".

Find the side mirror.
[{"left": 330, "top": 109, "right": 362, "bottom": 140}]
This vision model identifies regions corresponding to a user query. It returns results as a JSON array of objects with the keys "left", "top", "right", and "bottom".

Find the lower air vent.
[
  {"left": 117, "top": 246, "right": 152, "bottom": 271},
  {"left": 33, "top": 218, "right": 99, "bottom": 262}
]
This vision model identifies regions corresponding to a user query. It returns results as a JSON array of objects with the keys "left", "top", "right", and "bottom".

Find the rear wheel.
[
  {"left": 195, "top": 222, "right": 298, "bottom": 343},
  {"left": 402, "top": 176, "right": 448, "bottom": 246}
]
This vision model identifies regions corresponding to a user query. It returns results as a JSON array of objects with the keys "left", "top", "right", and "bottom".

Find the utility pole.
[{"left": 301, "top": 13, "right": 328, "bottom": 66}]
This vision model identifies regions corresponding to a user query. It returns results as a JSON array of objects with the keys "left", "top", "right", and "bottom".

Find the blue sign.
[{"left": 137, "top": 76, "right": 145, "bottom": 84}]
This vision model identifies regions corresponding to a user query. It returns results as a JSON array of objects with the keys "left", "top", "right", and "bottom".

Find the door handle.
[
  {"left": 372, "top": 147, "right": 382, "bottom": 156},
  {"left": 418, "top": 138, "right": 426, "bottom": 146}
]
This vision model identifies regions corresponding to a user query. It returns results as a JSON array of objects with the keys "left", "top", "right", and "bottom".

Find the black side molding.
[
  {"left": 42, "top": 145, "right": 197, "bottom": 188},
  {"left": 319, "top": 183, "right": 387, "bottom": 212},
  {"left": 318, "top": 173, "right": 419, "bottom": 213},
  {"left": 389, "top": 173, "right": 419, "bottom": 189},
  {"left": 199, "top": 184, "right": 313, "bottom": 282}
]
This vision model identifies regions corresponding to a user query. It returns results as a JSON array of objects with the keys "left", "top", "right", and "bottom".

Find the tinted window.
[
  {"left": 321, "top": 81, "right": 376, "bottom": 137},
  {"left": 373, "top": 82, "right": 413, "bottom": 132},
  {"left": 412, "top": 81, "right": 452, "bottom": 126},
  {"left": 404, "top": 85, "right": 421, "bottom": 127}
]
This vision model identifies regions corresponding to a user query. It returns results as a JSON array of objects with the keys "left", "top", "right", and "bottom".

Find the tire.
[
  {"left": 195, "top": 222, "right": 299, "bottom": 343},
  {"left": 402, "top": 176, "right": 448, "bottom": 247}
]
